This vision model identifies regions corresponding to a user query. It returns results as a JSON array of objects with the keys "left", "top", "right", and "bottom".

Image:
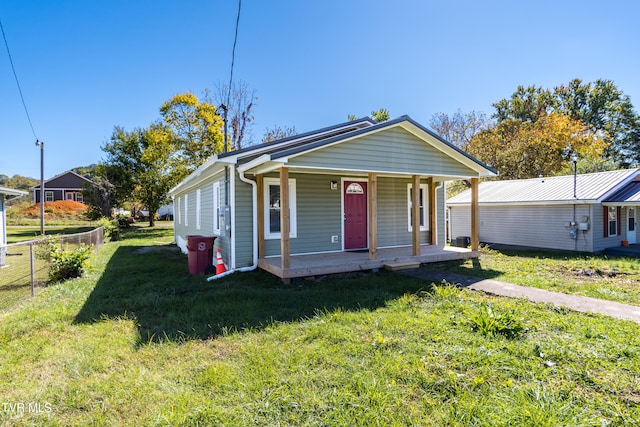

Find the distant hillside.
[
  {"left": 0, "top": 174, "right": 37, "bottom": 192},
  {"left": 72, "top": 164, "right": 97, "bottom": 181}
]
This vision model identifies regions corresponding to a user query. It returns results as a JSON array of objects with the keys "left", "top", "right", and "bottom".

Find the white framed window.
[
  {"left": 184, "top": 194, "right": 188, "bottom": 226},
  {"left": 76, "top": 193, "right": 83, "bottom": 203},
  {"left": 608, "top": 206, "right": 618, "bottom": 237},
  {"left": 195, "top": 189, "right": 201, "bottom": 229},
  {"left": 264, "top": 177, "right": 297, "bottom": 239},
  {"left": 213, "top": 181, "right": 221, "bottom": 234},
  {"left": 45, "top": 191, "right": 54, "bottom": 202},
  {"left": 177, "top": 197, "right": 181, "bottom": 224},
  {"left": 407, "top": 183, "right": 429, "bottom": 232}
]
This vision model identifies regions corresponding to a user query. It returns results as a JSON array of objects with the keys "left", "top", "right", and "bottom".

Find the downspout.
[{"left": 207, "top": 167, "right": 258, "bottom": 281}]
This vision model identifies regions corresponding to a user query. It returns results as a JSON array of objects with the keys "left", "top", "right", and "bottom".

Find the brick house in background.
[{"left": 31, "top": 170, "right": 94, "bottom": 204}]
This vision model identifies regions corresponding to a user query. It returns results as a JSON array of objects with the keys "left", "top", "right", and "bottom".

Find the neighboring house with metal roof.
[
  {"left": 1, "top": 186, "right": 28, "bottom": 267},
  {"left": 169, "top": 115, "right": 497, "bottom": 281},
  {"left": 447, "top": 169, "right": 640, "bottom": 253},
  {"left": 31, "top": 170, "right": 93, "bottom": 204}
]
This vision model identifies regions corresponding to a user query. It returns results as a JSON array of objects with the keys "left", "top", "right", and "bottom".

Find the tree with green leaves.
[
  {"left": 0, "top": 174, "right": 36, "bottom": 192},
  {"left": 348, "top": 108, "right": 391, "bottom": 122},
  {"left": 493, "top": 79, "right": 640, "bottom": 167},
  {"left": 100, "top": 123, "right": 182, "bottom": 226}
]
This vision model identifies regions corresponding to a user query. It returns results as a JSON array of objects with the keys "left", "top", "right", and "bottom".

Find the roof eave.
[
  {"left": 169, "top": 155, "right": 228, "bottom": 195},
  {"left": 447, "top": 199, "right": 599, "bottom": 207},
  {"left": 272, "top": 116, "right": 497, "bottom": 178}
]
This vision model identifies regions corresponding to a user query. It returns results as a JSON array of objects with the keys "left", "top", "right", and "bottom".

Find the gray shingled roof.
[{"left": 447, "top": 169, "right": 640, "bottom": 205}]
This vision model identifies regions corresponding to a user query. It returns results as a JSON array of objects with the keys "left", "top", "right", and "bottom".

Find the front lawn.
[
  {"left": 431, "top": 246, "right": 640, "bottom": 306},
  {"left": 1, "top": 225, "right": 639, "bottom": 425}
]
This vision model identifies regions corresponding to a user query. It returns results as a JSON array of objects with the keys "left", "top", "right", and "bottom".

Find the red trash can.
[{"left": 186, "top": 235, "right": 216, "bottom": 275}]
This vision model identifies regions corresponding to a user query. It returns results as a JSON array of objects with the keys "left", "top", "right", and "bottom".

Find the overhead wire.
[
  {"left": 226, "top": 0, "right": 242, "bottom": 108},
  {"left": 0, "top": 16, "right": 39, "bottom": 141}
]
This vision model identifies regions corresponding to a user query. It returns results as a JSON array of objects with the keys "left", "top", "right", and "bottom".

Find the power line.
[
  {"left": 0, "top": 16, "right": 38, "bottom": 141},
  {"left": 223, "top": 0, "right": 242, "bottom": 153},
  {"left": 226, "top": 0, "right": 242, "bottom": 107}
]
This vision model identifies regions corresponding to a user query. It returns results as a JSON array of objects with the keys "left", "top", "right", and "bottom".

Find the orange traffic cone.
[{"left": 215, "top": 248, "right": 227, "bottom": 275}]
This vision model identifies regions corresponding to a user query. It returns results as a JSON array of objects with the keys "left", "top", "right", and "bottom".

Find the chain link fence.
[{"left": 0, "top": 227, "right": 104, "bottom": 312}]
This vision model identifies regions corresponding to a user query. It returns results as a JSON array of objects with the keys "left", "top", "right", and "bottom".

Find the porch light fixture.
[{"left": 330, "top": 181, "right": 338, "bottom": 190}]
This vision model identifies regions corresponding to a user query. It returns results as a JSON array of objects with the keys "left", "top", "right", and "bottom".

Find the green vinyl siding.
[
  {"left": 377, "top": 177, "right": 430, "bottom": 247},
  {"left": 263, "top": 174, "right": 440, "bottom": 257},
  {"left": 264, "top": 173, "right": 342, "bottom": 256},
  {"left": 286, "top": 128, "right": 477, "bottom": 177},
  {"left": 234, "top": 173, "right": 254, "bottom": 267},
  {"left": 437, "top": 184, "right": 445, "bottom": 245},
  {"left": 173, "top": 171, "right": 227, "bottom": 262}
]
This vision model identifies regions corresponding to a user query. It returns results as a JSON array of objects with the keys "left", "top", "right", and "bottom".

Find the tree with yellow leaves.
[{"left": 466, "top": 112, "right": 608, "bottom": 180}]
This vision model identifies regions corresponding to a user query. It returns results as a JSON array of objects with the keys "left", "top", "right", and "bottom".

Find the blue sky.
[{"left": 1, "top": 0, "right": 638, "bottom": 179}]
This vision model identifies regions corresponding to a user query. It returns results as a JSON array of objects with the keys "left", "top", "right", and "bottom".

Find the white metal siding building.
[{"left": 447, "top": 169, "right": 640, "bottom": 252}]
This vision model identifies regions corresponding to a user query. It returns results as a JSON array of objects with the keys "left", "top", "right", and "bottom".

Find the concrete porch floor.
[{"left": 258, "top": 245, "right": 477, "bottom": 280}]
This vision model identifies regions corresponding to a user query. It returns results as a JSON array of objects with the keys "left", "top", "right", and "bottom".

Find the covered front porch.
[
  {"left": 255, "top": 168, "right": 482, "bottom": 281},
  {"left": 258, "top": 244, "right": 477, "bottom": 280}
]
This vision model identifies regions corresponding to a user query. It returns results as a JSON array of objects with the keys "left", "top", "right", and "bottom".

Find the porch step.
[{"left": 383, "top": 261, "right": 421, "bottom": 271}]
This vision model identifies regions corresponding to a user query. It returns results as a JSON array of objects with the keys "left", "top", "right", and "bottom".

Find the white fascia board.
[
  {"left": 236, "top": 154, "right": 272, "bottom": 173},
  {"left": 169, "top": 156, "right": 225, "bottom": 195},
  {"left": 237, "top": 154, "right": 287, "bottom": 176},
  {"left": 399, "top": 121, "right": 497, "bottom": 177},
  {"left": 277, "top": 163, "right": 487, "bottom": 181}
]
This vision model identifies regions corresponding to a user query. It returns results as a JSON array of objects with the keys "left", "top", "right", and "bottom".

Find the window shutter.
[
  {"left": 603, "top": 206, "right": 608, "bottom": 237},
  {"left": 617, "top": 206, "right": 622, "bottom": 236}
]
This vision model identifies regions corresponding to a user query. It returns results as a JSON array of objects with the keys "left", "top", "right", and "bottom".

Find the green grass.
[
  {"left": 430, "top": 245, "right": 640, "bottom": 306},
  {"left": 1, "top": 227, "right": 640, "bottom": 425}
]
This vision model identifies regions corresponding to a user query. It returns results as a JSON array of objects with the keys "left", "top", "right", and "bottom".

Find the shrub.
[
  {"left": 116, "top": 215, "right": 133, "bottom": 228},
  {"left": 467, "top": 304, "right": 525, "bottom": 338},
  {"left": 46, "top": 236, "right": 93, "bottom": 283},
  {"left": 97, "top": 217, "right": 121, "bottom": 241}
]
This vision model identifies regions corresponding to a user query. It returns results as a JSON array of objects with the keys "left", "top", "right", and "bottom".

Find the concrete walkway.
[{"left": 401, "top": 269, "right": 640, "bottom": 324}]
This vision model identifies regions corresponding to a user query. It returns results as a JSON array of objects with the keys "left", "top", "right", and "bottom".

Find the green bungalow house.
[{"left": 169, "top": 115, "right": 496, "bottom": 281}]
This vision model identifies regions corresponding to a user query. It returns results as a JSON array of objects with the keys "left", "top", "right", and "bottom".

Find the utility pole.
[{"left": 35, "top": 140, "right": 44, "bottom": 235}]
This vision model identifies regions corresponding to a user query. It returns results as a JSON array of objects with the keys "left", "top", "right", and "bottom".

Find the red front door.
[{"left": 344, "top": 181, "right": 367, "bottom": 250}]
